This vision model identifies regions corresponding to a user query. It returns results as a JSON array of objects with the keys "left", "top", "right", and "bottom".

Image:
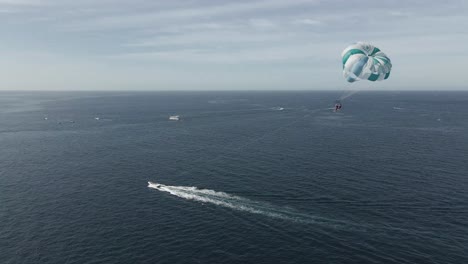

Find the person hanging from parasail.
[{"left": 334, "top": 100, "right": 342, "bottom": 112}]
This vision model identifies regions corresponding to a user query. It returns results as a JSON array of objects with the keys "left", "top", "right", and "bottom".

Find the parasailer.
[
  {"left": 335, "top": 42, "right": 392, "bottom": 111},
  {"left": 334, "top": 100, "right": 342, "bottom": 112}
]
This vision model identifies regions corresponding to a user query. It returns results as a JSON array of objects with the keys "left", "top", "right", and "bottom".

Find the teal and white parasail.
[{"left": 341, "top": 42, "right": 392, "bottom": 83}]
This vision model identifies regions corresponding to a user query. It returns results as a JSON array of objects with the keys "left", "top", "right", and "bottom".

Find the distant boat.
[
  {"left": 169, "top": 115, "right": 180, "bottom": 121},
  {"left": 272, "top": 107, "right": 284, "bottom": 111},
  {"left": 95, "top": 117, "right": 100, "bottom": 120}
]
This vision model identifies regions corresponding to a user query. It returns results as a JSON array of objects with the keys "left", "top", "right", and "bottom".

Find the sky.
[{"left": 1, "top": 0, "right": 467, "bottom": 91}]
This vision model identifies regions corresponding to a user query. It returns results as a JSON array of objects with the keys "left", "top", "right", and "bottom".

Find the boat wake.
[{"left": 148, "top": 182, "right": 345, "bottom": 227}]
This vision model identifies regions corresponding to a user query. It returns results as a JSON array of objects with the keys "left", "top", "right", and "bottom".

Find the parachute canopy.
[{"left": 342, "top": 42, "right": 392, "bottom": 83}]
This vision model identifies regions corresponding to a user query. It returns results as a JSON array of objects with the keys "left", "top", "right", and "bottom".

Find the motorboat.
[
  {"left": 148, "top": 181, "right": 162, "bottom": 188},
  {"left": 169, "top": 115, "right": 180, "bottom": 121}
]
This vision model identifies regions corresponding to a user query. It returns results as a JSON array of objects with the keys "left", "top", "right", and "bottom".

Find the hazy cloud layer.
[{"left": 1, "top": 0, "right": 467, "bottom": 90}]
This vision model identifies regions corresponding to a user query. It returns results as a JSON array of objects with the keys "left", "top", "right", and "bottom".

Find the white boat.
[
  {"left": 169, "top": 115, "right": 180, "bottom": 121},
  {"left": 272, "top": 107, "right": 284, "bottom": 111}
]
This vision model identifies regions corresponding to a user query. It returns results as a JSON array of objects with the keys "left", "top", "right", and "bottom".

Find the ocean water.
[{"left": 1, "top": 91, "right": 467, "bottom": 264}]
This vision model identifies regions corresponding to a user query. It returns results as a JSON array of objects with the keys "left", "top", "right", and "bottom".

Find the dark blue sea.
[{"left": 1, "top": 91, "right": 467, "bottom": 264}]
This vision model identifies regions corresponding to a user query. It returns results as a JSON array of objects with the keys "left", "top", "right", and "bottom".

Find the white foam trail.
[
  {"left": 148, "top": 182, "right": 344, "bottom": 227},
  {"left": 148, "top": 182, "right": 439, "bottom": 238}
]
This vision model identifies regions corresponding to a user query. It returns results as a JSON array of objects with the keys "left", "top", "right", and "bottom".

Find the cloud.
[
  {"left": 0, "top": 0, "right": 43, "bottom": 5},
  {"left": 1, "top": 0, "right": 468, "bottom": 90},
  {"left": 110, "top": 41, "right": 342, "bottom": 65},
  {"left": 388, "top": 11, "right": 413, "bottom": 17},
  {"left": 123, "top": 28, "right": 291, "bottom": 49},
  {"left": 57, "top": 0, "right": 319, "bottom": 32},
  {"left": 293, "top": 18, "right": 322, "bottom": 25},
  {"left": 249, "top": 18, "right": 276, "bottom": 29}
]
